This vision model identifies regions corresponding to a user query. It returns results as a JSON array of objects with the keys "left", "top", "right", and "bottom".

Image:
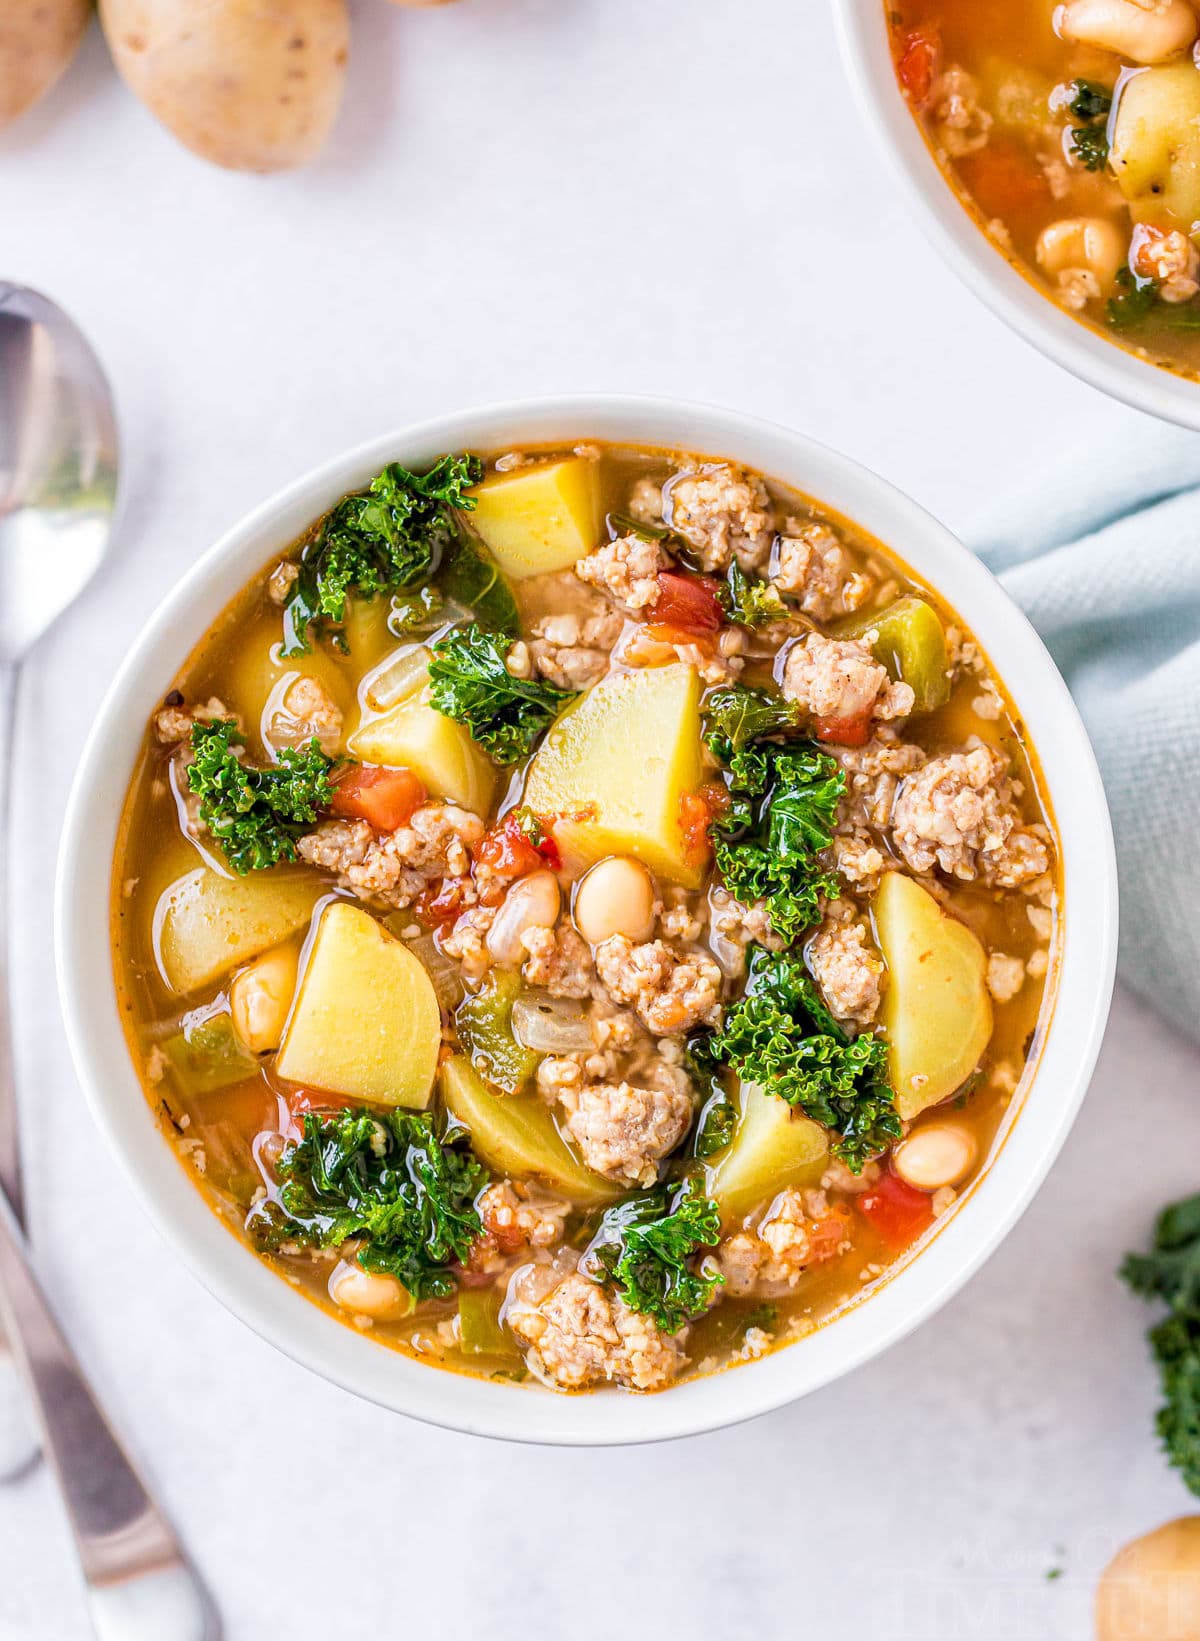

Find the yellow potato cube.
[
  {"left": 467, "top": 457, "right": 603, "bottom": 579},
  {"left": 276, "top": 902, "right": 440, "bottom": 1109},
  {"left": 156, "top": 867, "right": 322, "bottom": 994},
  {"left": 523, "top": 662, "right": 705, "bottom": 886},
  {"left": 349, "top": 685, "right": 497, "bottom": 815},
  {"left": 873, "top": 873, "right": 993, "bottom": 1120}
]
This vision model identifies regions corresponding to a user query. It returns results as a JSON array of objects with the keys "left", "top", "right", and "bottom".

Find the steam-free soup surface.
[{"left": 112, "top": 440, "right": 1059, "bottom": 1393}]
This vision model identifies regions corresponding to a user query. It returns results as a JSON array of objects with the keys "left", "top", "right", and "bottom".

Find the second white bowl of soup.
[
  {"left": 56, "top": 396, "right": 1117, "bottom": 1444},
  {"left": 834, "top": 0, "right": 1200, "bottom": 428}
]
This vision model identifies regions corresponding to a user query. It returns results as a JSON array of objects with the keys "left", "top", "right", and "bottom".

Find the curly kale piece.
[
  {"left": 587, "top": 1178, "right": 723, "bottom": 1333},
  {"left": 281, "top": 453, "right": 483, "bottom": 654},
  {"left": 1107, "top": 267, "right": 1200, "bottom": 332},
  {"left": 1121, "top": 1192, "right": 1200, "bottom": 1497},
  {"left": 694, "top": 946, "right": 900, "bottom": 1172},
  {"left": 186, "top": 718, "right": 337, "bottom": 875},
  {"left": 253, "top": 1109, "right": 488, "bottom": 1301},
  {"left": 1069, "top": 124, "right": 1109, "bottom": 171},
  {"left": 703, "top": 688, "right": 845, "bottom": 941},
  {"left": 1066, "top": 78, "right": 1112, "bottom": 121},
  {"left": 718, "top": 562, "right": 788, "bottom": 629},
  {"left": 428, "top": 622, "right": 577, "bottom": 764}
]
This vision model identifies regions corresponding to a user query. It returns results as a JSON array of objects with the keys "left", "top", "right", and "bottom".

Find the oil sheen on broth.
[
  {"left": 888, "top": 0, "right": 1200, "bottom": 378},
  {"left": 111, "top": 441, "right": 1060, "bottom": 1395}
]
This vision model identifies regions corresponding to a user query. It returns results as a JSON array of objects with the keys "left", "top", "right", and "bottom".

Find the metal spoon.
[{"left": 0, "top": 283, "right": 218, "bottom": 1640}]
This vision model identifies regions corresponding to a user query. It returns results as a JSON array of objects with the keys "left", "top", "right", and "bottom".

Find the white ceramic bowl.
[
  {"left": 56, "top": 395, "right": 1117, "bottom": 1446},
  {"left": 832, "top": 0, "right": 1200, "bottom": 429}
]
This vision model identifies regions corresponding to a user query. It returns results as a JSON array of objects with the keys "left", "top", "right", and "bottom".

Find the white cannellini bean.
[
  {"left": 1036, "top": 217, "right": 1125, "bottom": 289},
  {"left": 486, "top": 871, "right": 562, "bottom": 966},
  {"left": 1056, "top": 0, "right": 1197, "bottom": 63},
  {"left": 229, "top": 944, "right": 299, "bottom": 1055},
  {"left": 328, "top": 1262, "right": 411, "bottom": 1320},
  {"left": 573, "top": 857, "right": 657, "bottom": 945},
  {"left": 892, "top": 1123, "right": 977, "bottom": 1192}
]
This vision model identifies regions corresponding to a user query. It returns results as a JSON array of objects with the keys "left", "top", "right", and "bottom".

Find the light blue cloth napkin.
[{"left": 965, "top": 423, "right": 1200, "bottom": 1045}]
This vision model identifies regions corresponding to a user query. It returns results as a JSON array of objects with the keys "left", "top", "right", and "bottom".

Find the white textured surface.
[{"left": 1, "top": 1, "right": 1198, "bottom": 1636}]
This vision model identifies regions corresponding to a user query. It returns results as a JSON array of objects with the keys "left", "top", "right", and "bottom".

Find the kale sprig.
[
  {"left": 704, "top": 687, "right": 844, "bottom": 941},
  {"left": 1121, "top": 1192, "right": 1200, "bottom": 1496},
  {"left": 587, "top": 1178, "right": 723, "bottom": 1333},
  {"left": 1066, "top": 78, "right": 1112, "bottom": 121},
  {"left": 693, "top": 946, "right": 900, "bottom": 1171},
  {"left": 718, "top": 563, "right": 788, "bottom": 629},
  {"left": 281, "top": 454, "right": 483, "bottom": 654},
  {"left": 253, "top": 1109, "right": 488, "bottom": 1300},
  {"left": 428, "top": 623, "right": 577, "bottom": 764},
  {"left": 187, "top": 718, "right": 337, "bottom": 875},
  {"left": 1065, "top": 78, "right": 1112, "bottom": 172},
  {"left": 1107, "top": 267, "right": 1200, "bottom": 333}
]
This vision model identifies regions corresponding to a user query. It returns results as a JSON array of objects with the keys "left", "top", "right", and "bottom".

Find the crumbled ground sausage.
[
  {"left": 154, "top": 696, "right": 234, "bottom": 745},
  {"left": 1133, "top": 225, "right": 1200, "bottom": 304},
  {"left": 267, "top": 561, "right": 300, "bottom": 605},
  {"left": 665, "top": 464, "right": 775, "bottom": 572},
  {"left": 986, "top": 951, "right": 1026, "bottom": 1004},
  {"left": 891, "top": 742, "right": 1051, "bottom": 887},
  {"left": 575, "top": 534, "right": 666, "bottom": 612},
  {"left": 627, "top": 475, "right": 664, "bottom": 525},
  {"left": 836, "top": 732, "right": 926, "bottom": 833},
  {"left": 782, "top": 633, "right": 914, "bottom": 727},
  {"left": 770, "top": 521, "right": 874, "bottom": 620},
  {"left": 526, "top": 607, "right": 624, "bottom": 690},
  {"left": 618, "top": 625, "right": 744, "bottom": 687},
  {"left": 439, "top": 903, "right": 497, "bottom": 983},
  {"left": 930, "top": 66, "right": 992, "bottom": 157},
  {"left": 806, "top": 912, "right": 884, "bottom": 1029},
  {"left": 472, "top": 1182, "right": 567, "bottom": 1270},
  {"left": 594, "top": 936, "right": 723, "bottom": 1036},
  {"left": 520, "top": 924, "right": 594, "bottom": 999},
  {"left": 557, "top": 1080, "right": 692, "bottom": 1186},
  {"left": 266, "top": 675, "right": 343, "bottom": 756},
  {"left": 830, "top": 830, "right": 889, "bottom": 894},
  {"left": 718, "top": 1191, "right": 851, "bottom": 1296},
  {"left": 707, "top": 886, "right": 783, "bottom": 976},
  {"left": 298, "top": 804, "right": 485, "bottom": 910},
  {"left": 508, "top": 1270, "right": 685, "bottom": 1391}
]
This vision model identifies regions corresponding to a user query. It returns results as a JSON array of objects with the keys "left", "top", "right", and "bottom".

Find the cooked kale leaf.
[
  {"left": 587, "top": 1178, "right": 723, "bottom": 1333},
  {"left": 705, "top": 697, "right": 845, "bottom": 941},
  {"left": 254, "top": 1108, "right": 488, "bottom": 1300},
  {"left": 1066, "top": 78, "right": 1112, "bottom": 121},
  {"left": 187, "top": 718, "right": 337, "bottom": 875},
  {"left": 694, "top": 946, "right": 900, "bottom": 1171},
  {"left": 1107, "top": 267, "right": 1200, "bottom": 332},
  {"left": 428, "top": 622, "right": 577, "bottom": 764},
  {"left": 1121, "top": 1191, "right": 1200, "bottom": 1497},
  {"left": 281, "top": 454, "right": 483, "bottom": 654},
  {"left": 719, "top": 562, "right": 788, "bottom": 629},
  {"left": 1069, "top": 124, "right": 1109, "bottom": 171}
]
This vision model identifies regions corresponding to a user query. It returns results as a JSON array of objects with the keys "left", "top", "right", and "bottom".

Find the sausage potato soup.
[
  {"left": 888, "top": 0, "right": 1200, "bottom": 378},
  {"left": 112, "top": 442, "right": 1060, "bottom": 1395}
]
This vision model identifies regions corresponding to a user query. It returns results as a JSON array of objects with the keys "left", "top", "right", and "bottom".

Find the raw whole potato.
[
  {"left": 1096, "top": 1517, "right": 1200, "bottom": 1641},
  {"left": 0, "top": 0, "right": 90, "bottom": 131},
  {"left": 99, "top": 0, "right": 348, "bottom": 172}
]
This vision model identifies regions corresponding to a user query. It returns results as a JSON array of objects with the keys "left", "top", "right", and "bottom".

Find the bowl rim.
[
  {"left": 830, "top": 0, "right": 1200, "bottom": 431},
  {"left": 55, "top": 392, "right": 1118, "bottom": 1446}
]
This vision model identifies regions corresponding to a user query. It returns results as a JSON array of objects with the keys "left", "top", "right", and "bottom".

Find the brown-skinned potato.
[
  {"left": 99, "top": 0, "right": 348, "bottom": 172},
  {"left": 0, "top": 0, "right": 90, "bottom": 132}
]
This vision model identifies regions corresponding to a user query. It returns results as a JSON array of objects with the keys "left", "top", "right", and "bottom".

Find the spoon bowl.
[{"left": 0, "top": 283, "right": 119, "bottom": 663}]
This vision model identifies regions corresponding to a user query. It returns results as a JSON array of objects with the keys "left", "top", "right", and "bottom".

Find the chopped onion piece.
[
  {"left": 365, "top": 645, "right": 429, "bottom": 711},
  {"left": 511, "top": 992, "right": 592, "bottom": 1054}
]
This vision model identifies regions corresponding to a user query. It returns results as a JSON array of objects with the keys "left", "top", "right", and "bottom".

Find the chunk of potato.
[
  {"left": 1096, "top": 1517, "right": 1200, "bottom": 1641},
  {"left": 350, "top": 689, "right": 496, "bottom": 815},
  {"left": 467, "top": 458, "right": 603, "bottom": 579},
  {"left": 225, "top": 642, "right": 351, "bottom": 760},
  {"left": 873, "top": 873, "right": 992, "bottom": 1120},
  {"left": 523, "top": 662, "right": 705, "bottom": 886},
  {"left": 1112, "top": 62, "right": 1200, "bottom": 226},
  {"left": 156, "top": 868, "right": 322, "bottom": 994},
  {"left": 276, "top": 903, "right": 439, "bottom": 1109},
  {"left": 100, "top": 0, "right": 348, "bottom": 173},
  {"left": 0, "top": 0, "right": 89, "bottom": 131},
  {"left": 705, "top": 1082, "right": 829, "bottom": 1227},
  {"left": 439, "top": 1056, "right": 619, "bottom": 1205},
  {"left": 836, "top": 596, "right": 950, "bottom": 715}
]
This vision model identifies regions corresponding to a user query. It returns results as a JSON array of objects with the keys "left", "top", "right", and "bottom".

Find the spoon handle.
[{"left": 0, "top": 1185, "right": 218, "bottom": 1640}]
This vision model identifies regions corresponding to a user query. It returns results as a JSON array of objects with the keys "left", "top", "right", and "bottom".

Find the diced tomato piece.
[
  {"left": 897, "top": 27, "right": 941, "bottom": 108},
  {"left": 807, "top": 1210, "right": 852, "bottom": 1264},
  {"left": 417, "top": 876, "right": 471, "bottom": 927},
  {"left": 651, "top": 572, "right": 725, "bottom": 635},
  {"left": 858, "top": 1169, "right": 935, "bottom": 1248},
  {"left": 815, "top": 710, "right": 873, "bottom": 748},
  {"left": 957, "top": 140, "right": 1050, "bottom": 219},
  {"left": 331, "top": 765, "right": 425, "bottom": 832},
  {"left": 678, "top": 783, "right": 729, "bottom": 866},
  {"left": 475, "top": 810, "right": 561, "bottom": 879}
]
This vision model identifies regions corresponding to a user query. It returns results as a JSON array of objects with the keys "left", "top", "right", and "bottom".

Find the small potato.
[
  {"left": 0, "top": 0, "right": 90, "bottom": 132},
  {"left": 1096, "top": 1516, "right": 1200, "bottom": 1641},
  {"left": 99, "top": 0, "right": 349, "bottom": 173}
]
